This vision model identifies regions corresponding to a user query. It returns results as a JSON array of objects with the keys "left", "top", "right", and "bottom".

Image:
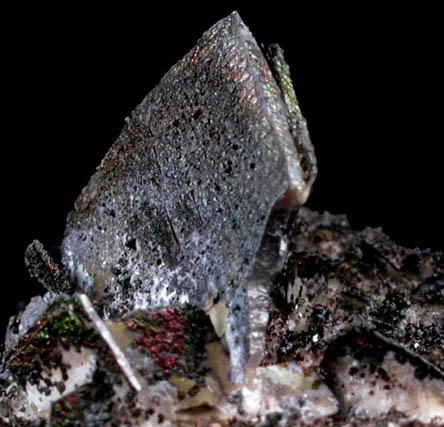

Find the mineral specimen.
[
  {"left": 1, "top": 11, "right": 443, "bottom": 427},
  {"left": 61, "top": 10, "right": 316, "bottom": 381}
]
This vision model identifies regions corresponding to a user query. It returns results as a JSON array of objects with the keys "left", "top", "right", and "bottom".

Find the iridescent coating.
[
  {"left": 267, "top": 44, "right": 317, "bottom": 206},
  {"left": 61, "top": 12, "right": 316, "bottom": 379}
]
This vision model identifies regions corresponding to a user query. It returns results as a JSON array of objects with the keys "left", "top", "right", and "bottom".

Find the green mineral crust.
[{"left": 1, "top": 11, "right": 443, "bottom": 427}]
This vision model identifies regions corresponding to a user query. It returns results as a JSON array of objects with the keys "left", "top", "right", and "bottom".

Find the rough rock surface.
[
  {"left": 264, "top": 208, "right": 444, "bottom": 425},
  {"left": 1, "top": 11, "right": 443, "bottom": 427}
]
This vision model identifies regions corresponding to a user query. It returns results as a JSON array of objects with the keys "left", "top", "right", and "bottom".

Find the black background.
[{"left": 2, "top": 5, "right": 441, "bottom": 338}]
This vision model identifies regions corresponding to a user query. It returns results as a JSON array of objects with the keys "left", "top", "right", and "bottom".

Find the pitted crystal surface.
[
  {"left": 62, "top": 12, "right": 314, "bottom": 313},
  {"left": 61, "top": 12, "right": 316, "bottom": 378}
]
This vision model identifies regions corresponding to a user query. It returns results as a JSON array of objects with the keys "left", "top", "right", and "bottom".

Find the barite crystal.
[{"left": 1, "top": 11, "right": 443, "bottom": 427}]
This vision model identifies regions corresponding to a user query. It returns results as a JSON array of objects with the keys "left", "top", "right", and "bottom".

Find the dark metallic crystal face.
[
  {"left": 61, "top": 12, "right": 315, "bottom": 323},
  {"left": 60, "top": 12, "right": 316, "bottom": 382}
]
